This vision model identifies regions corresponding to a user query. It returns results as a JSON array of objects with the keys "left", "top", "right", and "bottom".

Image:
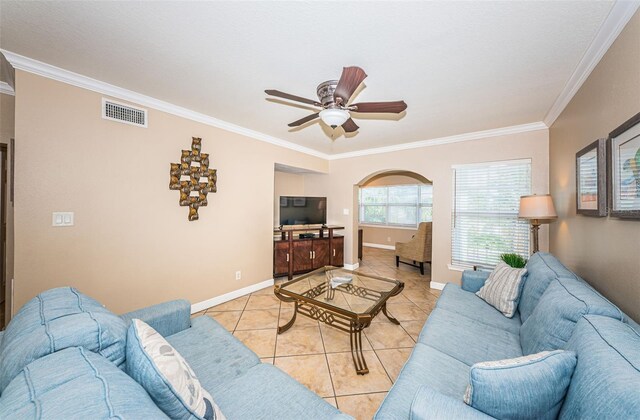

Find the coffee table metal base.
[{"left": 275, "top": 296, "right": 401, "bottom": 375}]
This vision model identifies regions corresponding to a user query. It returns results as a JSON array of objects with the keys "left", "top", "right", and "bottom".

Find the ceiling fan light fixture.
[
  {"left": 319, "top": 108, "right": 349, "bottom": 128},
  {"left": 266, "top": 66, "right": 407, "bottom": 135}
]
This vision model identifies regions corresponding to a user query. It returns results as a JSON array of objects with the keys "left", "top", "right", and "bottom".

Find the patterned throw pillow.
[
  {"left": 476, "top": 262, "right": 527, "bottom": 318},
  {"left": 464, "top": 350, "right": 577, "bottom": 420},
  {"left": 126, "top": 319, "right": 225, "bottom": 420}
]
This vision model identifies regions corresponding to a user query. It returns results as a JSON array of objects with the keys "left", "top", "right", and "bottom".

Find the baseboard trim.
[
  {"left": 363, "top": 243, "right": 396, "bottom": 251},
  {"left": 344, "top": 262, "right": 360, "bottom": 271},
  {"left": 191, "top": 278, "right": 274, "bottom": 314},
  {"left": 430, "top": 281, "right": 446, "bottom": 291}
]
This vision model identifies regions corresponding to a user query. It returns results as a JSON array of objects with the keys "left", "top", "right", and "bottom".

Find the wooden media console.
[{"left": 273, "top": 226, "right": 344, "bottom": 279}]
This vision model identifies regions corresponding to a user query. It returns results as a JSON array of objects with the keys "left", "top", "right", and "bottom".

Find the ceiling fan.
[{"left": 265, "top": 66, "right": 407, "bottom": 134}]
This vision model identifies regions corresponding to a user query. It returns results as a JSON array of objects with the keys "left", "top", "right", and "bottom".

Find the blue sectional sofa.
[
  {"left": 375, "top": 252, "right": 640, "bottom": 419},
  {"left": 0, "top": 289, "right": 351, "bottom": 419}
]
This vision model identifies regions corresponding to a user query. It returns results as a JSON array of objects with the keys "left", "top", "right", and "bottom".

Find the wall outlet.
[
  {"left": 235, "top": 271, "right": 241, "bottom": 281},
  {"left": 387, "top": 237, "right": 391, "bottom": 242},
  {"left": 52, "top": 212, "right": 74, "bottom": 227},
  {"left": 343, "top": 208, "right": 350, "bottom": 215}
]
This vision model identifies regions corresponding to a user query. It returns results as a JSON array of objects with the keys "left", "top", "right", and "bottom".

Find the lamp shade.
[
  {"left": 519, "top": 194, "right": 557, "bottom": 220},
  {"left": 319, "top": 108, "right": 350, "bottom": 128}
]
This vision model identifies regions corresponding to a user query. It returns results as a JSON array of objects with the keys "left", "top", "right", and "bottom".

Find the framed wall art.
[
  {"left": 576, "top": 138, "right": 607, "bottom": 216},
  {"left": 169, "top": 137, "right": 217, "bottom": 221},
  {"left": 608, "top": 112, "right": 640, "bottom": 219}
]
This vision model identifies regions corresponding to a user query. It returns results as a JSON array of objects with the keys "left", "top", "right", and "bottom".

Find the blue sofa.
[
  {"left": 376, "top": 252, "right": 640, "bottom": 419},
  {"left": 0, "top": 290, "right": 351, "bottom": 419}
]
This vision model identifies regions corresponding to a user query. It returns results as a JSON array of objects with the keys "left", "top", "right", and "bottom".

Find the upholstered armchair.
[{"left": 395, "top": 222, "right": 432, "bottom": 275}]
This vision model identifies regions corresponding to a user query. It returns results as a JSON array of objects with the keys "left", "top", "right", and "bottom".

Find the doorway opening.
[
  {"left": 1, "top": 143, "right": 6, "bottom": 329},
  {"left": 353, "top": 170, "right": 433, "bottom": 276}
]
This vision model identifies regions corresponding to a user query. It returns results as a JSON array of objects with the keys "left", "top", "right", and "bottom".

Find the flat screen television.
[{"left": 279, "top": 196, "right": 327, "bottom": 226}]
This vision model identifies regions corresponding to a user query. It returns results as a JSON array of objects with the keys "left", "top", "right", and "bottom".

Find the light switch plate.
[
  {"left": 343, "top": 208, "right": 350, "bottom": 215},
  {"left": 52, "top": 212, "right": 74, "bottom": 227}
]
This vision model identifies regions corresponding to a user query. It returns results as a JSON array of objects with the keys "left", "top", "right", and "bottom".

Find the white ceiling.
[{"left": 0, "top": 1, "right": 619, "bottom": 154}]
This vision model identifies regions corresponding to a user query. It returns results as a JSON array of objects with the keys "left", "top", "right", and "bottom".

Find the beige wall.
[
  {"left": 549, "top": 11, "right": 640, "bottom": 321},
  {"left": 1, "top": 93, "right": 15, "bottom": 324},
  {"left": 12, "top": 71, "right": 328, "bottom": 314},
  {"left": 305, "top": 129, "right": 550, "bottom": 285},
  {"left": 361, "top": 226, "right": 417, "bottom": 249},
  {"left": 273, "top": 171, "right": 305, "bottom": 226},
  {"left": 359, "top": 173, "right": 432, "bottom": 247}
]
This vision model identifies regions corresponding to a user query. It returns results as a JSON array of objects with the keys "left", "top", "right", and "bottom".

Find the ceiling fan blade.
[
  {"left": 288, "top": 112, "right": 320, "bottom": 127},
  {"left": 351, "top": 101, "right": 407, "bottom": 114},
  {"left": 334, "top": 66, "right": 367, "bottom": 105},
  {"left": 342, "top": 118, "right": 359, "bottom": 133},
  {"left": 265, "top": 90, "right": 322, "bottom": 107}
]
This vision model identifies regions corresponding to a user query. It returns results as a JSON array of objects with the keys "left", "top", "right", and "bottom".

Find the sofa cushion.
[
  {"left": 166, "top": 315, "right": 260, "bottom": 395},
  {"left": 126, "top": 319, "right": 225, "bottom": 420},
  {"left": 520, "top": 277, "right": 623, "bottom": 355},
  {"left": 410, "top": 385, "right": 494, "bottom": 420},
  {"left": 464, "top": 350, "right": 577, "bottom": 420},
  {"left": 460, "top": 270, "right": 491, "bottom": 293},
  {"left": 0, "top": 347, "right": 167, "bottom": 419},
  {"left": 418, "top": 308, "right": 522, "bottom": 366},
  {"left": 374, "top": 343, "right": 470, "bottom": 419},
  {"left": 520, "top": 253, "right": 575, "bottom": 323},
  {"left": 476, "top": 262, "right": 527, "bottom": 318},
  {"left": 626, "top": 315, "right": 640, "bottom": 335},
  {"left": 213, "top": 363, "right": 343, "bottom": 419},
  {"left": 0, "top": 287, "right": 127, "bottom": 392},
  {"left": 560, "top": 316, "right": 640, "bottom": 419},
  {"left": 120, "top": 299, "right": 192, "bottom": 337},
  {"left": 436, "top": 284, "right": 522, "bottom": 334}
]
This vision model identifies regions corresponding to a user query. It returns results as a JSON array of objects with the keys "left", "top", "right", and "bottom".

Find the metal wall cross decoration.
[{"left": 169, "top": 137, "right": 217, "bottom": 221}]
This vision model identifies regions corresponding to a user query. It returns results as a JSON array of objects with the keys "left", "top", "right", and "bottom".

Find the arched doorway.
[
  {"left": 357, "top": 169, "right": 431, "bottom": 186},
  {"left": 353, "top": 169, "right": 433, "bottom": 276}
]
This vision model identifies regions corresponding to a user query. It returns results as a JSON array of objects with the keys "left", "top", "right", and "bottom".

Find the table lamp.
[{"left": 519, "top": 194, "right": 557, "bottom": 253}]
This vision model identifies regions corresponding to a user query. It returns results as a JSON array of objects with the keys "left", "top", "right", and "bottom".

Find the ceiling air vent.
[{"left": 102, "top": 98, "right": 147, "bottom": 127}]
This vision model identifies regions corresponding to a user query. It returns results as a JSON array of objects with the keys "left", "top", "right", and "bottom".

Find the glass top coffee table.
[{"left": 274, "top": 266, "right": 404, "bottom": 374}]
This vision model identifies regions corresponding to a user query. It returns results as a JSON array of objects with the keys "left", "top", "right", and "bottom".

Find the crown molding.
[
  {"left": 328, "top": 121, "right": 548, "bottom": 160},
  {"left": 543, "top": 1, "right": 640, "bottom": 127},
  {"left": 0, "top": 49, "right": 330, "bottom": 159},
  {"left": 2, "top": 49, "right": 548, "bottom": 161},
  {"left": 0, "top": 81, "right": 14, "bottom": 96}
]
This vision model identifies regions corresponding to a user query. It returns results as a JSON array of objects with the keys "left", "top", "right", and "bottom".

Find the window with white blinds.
[
  {"left": 359, "top": 184, "right": 433, "bottom": 227},
  {"left": 451, "top": 159, "right": 531, "bottom": 268}
]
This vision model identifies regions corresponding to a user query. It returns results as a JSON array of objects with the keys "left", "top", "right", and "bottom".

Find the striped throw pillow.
[{"left": 476, "top": 262, "right": 527, "bottom": 318}]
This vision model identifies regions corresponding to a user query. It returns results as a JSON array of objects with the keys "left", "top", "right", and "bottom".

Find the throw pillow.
[
  {"left": 0, "top": 347, "right": 167, "bottom": 419},
  {"left": 126, "top": 319, "right": 225, "bottom": 420},
  {"left": 0, "top": 287, "right": 128, "bottom": 393},
  {"left": 464, "top": 350, "right": 577, "bottom": 420},
  {"left": 476, "top": 262, "right": 527, "bottom": 317}
]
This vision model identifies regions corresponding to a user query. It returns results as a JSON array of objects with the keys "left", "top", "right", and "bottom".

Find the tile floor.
[{"left": 192, "top": 247, "right": 440, "bottom": 420}]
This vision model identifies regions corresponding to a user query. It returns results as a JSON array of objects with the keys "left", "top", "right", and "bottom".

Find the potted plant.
[{"left": 500, "top": 253, "right": 527, "bottom": 268}]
